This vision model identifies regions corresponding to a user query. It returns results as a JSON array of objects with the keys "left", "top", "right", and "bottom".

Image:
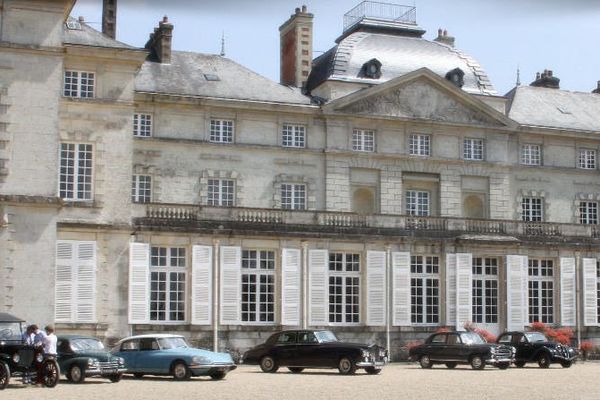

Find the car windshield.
[
  {"left": 315, "top": 330, "right": 338, "bottom": 343},
  {"left": 0, "top": 322, "right": 23, "bottom": 342},
  {"left": 158, "top": 337, "right": 189, "bottom": 349},
  {"left": 460, "top": 332, "right": 486, "bottom": 345},
  {"left": 525, "top": 332, "right": 548, "bottom": 343},
  {"left": 71, "top": 338, "right": 105, "bottom": 352}
]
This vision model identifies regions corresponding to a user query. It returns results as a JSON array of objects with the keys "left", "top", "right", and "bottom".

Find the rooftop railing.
[{"left": 343, "top": 1, "right": 417, "bottom": 32}]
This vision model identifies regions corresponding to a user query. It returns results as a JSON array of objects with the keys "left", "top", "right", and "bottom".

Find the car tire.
[
  {"left": 560, "top": 361, "right": 572, "bottom": 368},
  {"left": 0, "top": 361, "right": 10, "bottom": 390},
  {"left": 445, "top": 362, "right": 457, "bottom": 369},
  {"left": 537, "top": 353, "right": 551, "bottom": 369},
  {"left": 209, "top": 371, "right": 227, "bottom": 380},
  {"left": 419, "top": 355, "right": 433, "bottom": 369},
  {"left": 109, "top": 374, "right": 122, "bottom": 383},
  {"left": 497, "top": 362, "right": 510, "bottom": 370},
  {"left": 514, "top": 361, "right": 526, "bottom": 368},
  {"left": 338, "top": 357, "right": 357, "bottom": 375},
  {"left": 133, "top": 373, "right": 144, "bottom": 379},
  {"left": 68, "top": 364, "right": 86, "bottom": 384},
  {"left": 288, "top": 367, "right": 304, "bottom": 374},
  {"left": 365, "top": 367, "right": 382, "bottom": 375},
  {"left": 260, "top": 356, "right": 279, "bottom": 373},
  {"left": 42, "top": 359, "right": 60, "bottom": 388},
  {"left": 172, "top": 362, "right": 192, "bottom": 380},
  {"left": 470, "top": 355, "right": 485, "bottom": 370}
]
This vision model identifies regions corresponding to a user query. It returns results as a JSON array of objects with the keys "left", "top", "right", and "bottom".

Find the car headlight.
[
  {"left": 361, "top": 349, "right": 370, "bottom": 358},
  {"left": 511, "top": 346, "right": 517, "bottom": 356},
  {"left": 550, "top": 348, "right": 557, "bottom": 354},
  {"left": 117, "top": 357, "right": 125, "bottom": 366},
  {"left": 36, "top": 353, "right": 43, "bottom": 363},
  {"left": 191, "top": 356, "right": 211, "bottom": 365},
  {"left": 12, "top": 354, "right": 20, "bottom": 363},
  {"left": 490, "top": 347, "right": 496, "bottom": 354},
  {"left": 87, "top": 358, "right": 99, "bottom": 367}
]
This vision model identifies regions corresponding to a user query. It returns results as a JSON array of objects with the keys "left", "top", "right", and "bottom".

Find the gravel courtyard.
[{"left": 5, "top": 362, "right": 600, "bottom": 400}]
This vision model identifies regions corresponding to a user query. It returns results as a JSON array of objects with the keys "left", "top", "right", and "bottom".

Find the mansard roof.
[{"left": 63, "top": 17, "right": 136, "bottom": 50}]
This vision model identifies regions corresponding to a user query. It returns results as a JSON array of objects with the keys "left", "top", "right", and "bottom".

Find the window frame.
[
  {"left": 209, "top": 119, "right": 234, "bottom": 143},
  {"left": 463, "top": 138, "right": 484, "bottom": 161},
  {"left": 63, "top": 70, "right": 95, "bottom": 98},
  {"left": 520, "top": 144, "right": 542, "bottom": 166},
  {"left": 59, "top": 142, "right": 94, "bottom": 201},
  {"left": 410, "top": 255, "right": 440, "bottom": 325},
  {"left": 328, "top": 252, "right": 361, "bottom": 325},
  {"left": 207, "top": 179, "right": 235, "bottom": 207},
  {"left": 408, "top": 134, "right": 431, "bottom": 156},
  {"left": 282, "top": 123, "right": 306, "bottom": 148},
  {"left": 521, "top": 197, "right": 543, "bottom": 222},
  {"left": 133, "top": 113, "right": 153, "bottom": 137},
  {"left": 352, "top": 129, "right": 375, "bottom": 152},
  {"left": 240, "top": 249, "right": 276, "bottom": 325},
  {"left": 149, "top": 246, "right": 187, "bottom": 323},
  {"left": 281, "top": 183, "right": 307, "bottom": 210},
  {"left": 405, "top": 190, "right": 430, "bottom": 216},
  {"left": 131, "top": 175, "right": 152, "bottom": 204},
  {"left": 579, "top": 201, "right": 598, "bottom": 225},
  {"left": 528, "top": 258, "right": 554, "bottom": 324},
  {"left": 472, "top": 257, "right": 499, "bottom": 324},
  {"left": 578, "top": 149, "right": 597, "bottom": 170}
]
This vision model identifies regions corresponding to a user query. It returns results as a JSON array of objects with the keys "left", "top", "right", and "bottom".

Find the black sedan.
[
  {"left": 242, "top": 330, "right": 388, "bottom": 375},
  {"left": 497, "top": 331, "right": 577, "bottom": 368},
  {"left": 409, "top": 331, "right": 514, "bottom": 370}
]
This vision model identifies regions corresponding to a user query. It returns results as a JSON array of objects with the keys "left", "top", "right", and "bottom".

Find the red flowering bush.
[
  {"left": 404, "top": 340, "right": 423, "bottom": 351},
  {"left": 530, "top": 321, "right": 547, "bottom": 332},
  {"left": 528, "top": 322, "right": 574, "bottom": 345},
  {"left": 463, "top": 322, "right": 497, "bottom": 343},
  {"left": 435, "top": 327, "right": 450, "bottom": 333},
  {"left": 580, "top": 341, "right": 594, "bottom": 352}
]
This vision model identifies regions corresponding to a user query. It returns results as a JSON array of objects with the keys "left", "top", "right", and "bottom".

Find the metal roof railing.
[{"left": 343, "top": 1, "right": 417, "bottom": 32}]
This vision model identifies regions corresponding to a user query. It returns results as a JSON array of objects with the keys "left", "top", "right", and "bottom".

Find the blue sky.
[{"left": 72, "top": 0, "right": 600, "bottom": 95}]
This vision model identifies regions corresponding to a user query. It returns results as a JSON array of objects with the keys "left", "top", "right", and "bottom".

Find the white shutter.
[
  {"left": 281, "top": 249, "right": 301, "bottom": 326},
  {"left": 506, "top": 255, "right": 528, "bottom": 331},
  {"left": 191, "top": 245, "right": 212, "bottom": 325},
  {"left": 455, "top": 253, "right": 472, "bottom": 330},
  {"left": 583, "top": 258, "right": 598, "bottom": 326},
  {"left": 560, "top": 257, "right": 576, "bottom": 326},
  {"left": 445, "top": 254, "right": 457, "bottom": 326},
  {"left": 55, "top": 241, "right": 75, "bottom": 322},
  {"left": 392, "top": 252, "right": 411, "bottom": 326},
  {"left": 367, "top": 251, "right": 386, "bottom": 326},
  {"left": 129, "top": 242, "right": 150, "bottom": 324},
  {"left": 219, "top": 246, "right": 241, "bottom": 325},
  {"left": 308, "top": 249, "right": 328, "bottom": 326},
  {"left": 75, "top": 242, "right": 96, "bottom": 322}
]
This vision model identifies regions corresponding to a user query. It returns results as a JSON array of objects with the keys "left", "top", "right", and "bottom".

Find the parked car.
[
  {"left": 0, "top": 313, "right": 60, "bottom": 390},
  {"left": 111, "top": 334, "right": 236, "bottom": 380},
  {"left": 57, "top": 335, "right": 126, "bottom": 383},
  {"left": 242, "top": 329, "right": 388, "bottom": 375},
  {"left": 409, "top": 331, "right": 514, "bottom": 370},
  {"left": 497, "top": 331, "right": 577, "bottom": 368}
]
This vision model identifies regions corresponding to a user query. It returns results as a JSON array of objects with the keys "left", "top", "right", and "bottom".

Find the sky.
[{"left": 72, "top": 0, "right": 600, "bottom": 95}]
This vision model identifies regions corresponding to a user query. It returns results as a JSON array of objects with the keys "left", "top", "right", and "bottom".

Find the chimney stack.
[
  {"left": 279, "top": 5, "right": 314, "bottom": 88},
  {"left": 592, "top": 81, "right": 600, "bottom": 94},
  {"left": 145, "top": 16, "right": 174, "bottom": 64},
  {"left": 102, "top": 0, "right": 117, "bottom": 40},
  {"left": 530, "top": 69, "right": 560, "bottom": 89},
  {"left": 434, "top": 28, "right": 455, "bottom": 47}
]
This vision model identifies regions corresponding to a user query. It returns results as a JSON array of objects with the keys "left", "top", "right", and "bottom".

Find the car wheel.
[
  {"left": 419, "top": 355, "right": 433, "bottom": 369},
  {"left": 133, "top": 373, "right": 144, "bottom": 379},
  {"left": 109, "top": 374, "right": 122, "bottom": 383},
  {"left": 288, "top": 367, "right": 304, "bottom": 374},
  {"left": 560, "top": 361, "right": 572, "bottom": 368},
  {"left": 68, "top": 364, "right": 86, "bottom": 384},
  {"left": 470, "top": 355, "right": 485, "bottom": 370},
  {"left": 209, "top": 371, "right": 227, "bottom": 380},
  {"left": 537, "top": 353, "right": 551, "bottom": 369},
  {"left": 0, "top": 361, "right": 9, "bottom": 390},
  {"left": 365, "top": 367, "right": 382, "bottom": 375},
  {"left": 172, "top": 362, "right": 191, "bottom": 380},
  {"left": 338, "top": 357, "right": 357, "bottom": 375},
  {"left": 42, "top": 359, "right": 60, "bottom": 388},
  {"left": 514, "top": 361, "right": 526, "bottom": 368},
  {"left": 497, "top": 362, "right": 510, "bottom": 370},
  {"left": 259, "top": 356, "right": 279, "bottom": 373},
  {"left": 445, "top": 362, "right": 457, "bottom": 369}
]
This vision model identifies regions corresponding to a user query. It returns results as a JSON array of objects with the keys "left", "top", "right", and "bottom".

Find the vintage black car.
[
  {"left": 57, "top": 335, "right": 126, "bottom": 383},
  {"left": 409, "top": 331, "right": 514, "bottom": 370},
  {"left": 0, "top": 313, "right": 60, "bottom": 389},
  {"left": 497, "top": 331, "right": 577, "bottom": 368},
  {"left": 242, "top": 330, "right": 388, "bottom": 375}
]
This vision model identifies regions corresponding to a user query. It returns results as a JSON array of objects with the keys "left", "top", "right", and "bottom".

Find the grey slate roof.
[
  {"left": 306, "top": 31, "right": 497, "bottom": 96},
  {"left": 63, "top": 17, "right": 136, "bottom": 49},
  {"left": 135, "top": 51, "right": 312, "bottom": 105},
  {"left": 507, "top": 86, "right": 600, "bottom": 133}
]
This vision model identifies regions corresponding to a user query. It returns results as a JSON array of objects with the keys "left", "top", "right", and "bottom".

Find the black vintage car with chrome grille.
[
  {"left": 497, "top": 331, "right": 577, "bottom": 368},
  {"left": 409, "top": 331, "right": 514, "bottom": 370},
  {"left": 57, "top": 335, "right": 126, "bottom": 383},
  {"left": 242, "top": 330, "right": 388, "bottom": 375}
]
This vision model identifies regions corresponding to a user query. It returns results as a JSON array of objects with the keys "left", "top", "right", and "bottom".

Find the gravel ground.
[{"left": 4, "top": 362, "right": 600, "bottom": 400}]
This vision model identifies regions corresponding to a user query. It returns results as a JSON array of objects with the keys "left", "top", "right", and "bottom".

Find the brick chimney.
[
  {"left": 434, "top": 28, "right": 455, "bottom": 47},
  {"left": 592, "top": 81, "right": 600, "bottom": 94},
  {"left": 530, "top": 69, "right": 560, "bottom": 89},
  {"left": 279, "top": 5, "right": 313, "bottom": 88},
  {"left": 145, "top": 16, "right": 174, "bottom": 64},
  {"left": 102, "top": 0, "right": 117, "bottom": 39}
]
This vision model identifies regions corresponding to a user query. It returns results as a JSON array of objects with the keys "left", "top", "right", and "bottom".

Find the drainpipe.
[
  {"left": 386, "top": 245, "right": 392, "bottom": 358},
  {"left": 213, "top": 239, "right": 220, "bottom": 352},
  {"left": 575, "top": 252, "right": 582, "bottom": 348},
  {"left": 302, "top": 242, "right": 309, "bottom": 329}
]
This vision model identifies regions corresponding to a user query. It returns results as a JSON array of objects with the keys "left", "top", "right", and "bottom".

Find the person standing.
[
  {"left": 21, "top": 325, "right": 35, "bottom": 345},
  {"left": 43, "top": 325, "right": 57, "bottom": 357}
]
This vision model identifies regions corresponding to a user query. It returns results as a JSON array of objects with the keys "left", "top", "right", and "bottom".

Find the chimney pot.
[
  {"left": 443, "top": 29, "right": 448, "bottom": 36},
  {"left": 301, "top": 5, "right": 307, "bottom": 13},
  {"left": 531, "top": 69, "right": 560, "bottom": 89},
  {"left": 102, "top": 0, "right": 117, "bottom": 40},
  {"left": 162, "top": 15, "right": 169, "bottom": 23},
  {"left": 438, "top": 28, "right": 442, "bottom": 35},
  {"left": 145, "top": 15, "right": 174, "bottom": 64},
  {"left": 295, "top": 7, "right": 300, "bottom": 14}
]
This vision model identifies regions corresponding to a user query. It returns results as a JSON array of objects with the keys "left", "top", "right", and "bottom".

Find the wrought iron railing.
[{"left": 343, "top": 1, "right": 417, "bottom": 32}]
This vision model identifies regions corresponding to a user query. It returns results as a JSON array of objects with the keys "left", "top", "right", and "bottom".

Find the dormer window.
[
  {"left": 445, "top": 67, "right": 465, "bottom": 88},
  {"left": 359, "top": 58, "right": 382, "bottom": 79}
]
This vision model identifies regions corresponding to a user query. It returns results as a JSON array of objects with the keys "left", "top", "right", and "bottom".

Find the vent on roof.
[
  {"left": 204, "top": 74, "right": 220, "bottom": 81},
  {"left": 66, "top": 20, "right": 82, "bottom": 30}
]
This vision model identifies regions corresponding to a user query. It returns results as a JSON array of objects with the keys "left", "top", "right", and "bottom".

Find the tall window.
[
  {"left": 580, "top": 201, "right": 598, "bottom": 225},
  {"left": 241, "top": 250, "right": 275, "bottom": 323},
  {"left": 281, "top": 183, "right": 306, "bottom": 210},
  {"left": 207, "top": 179, "right": 235, "bottom": 206},
  {"left": 63, "top": 70, "right": 95, "bottom": 98},
  {"left": 209, "top": 119, "right": 234, "bottom": 143},
  {"left": 282, "top": 124, "right": 306, "bottom": 148},
  {"left": 528, "top": 259, "right": 554, "bottom": 324},
  {"left": 150, "top": 247, "right": 186, "bottom": 322},
  {"left": 409, "top": 134, "right": 430, "bottom": 156},
  {"left": 472, "top": 257, "right": 498, "bottom": 324},
  {"left": 464, "top": 138, "right": 484, "bottom": 161},
  {"left": 352, "top": 129, "right": 375, "bottom": 152},
  {"left": 411, "top": 255, "right": 439, "bottom": 324},
  {"left": 59, "top": 143, "right": 93, "bottom": 201},
  {"left": 131, "top": 175, "right": 152, "bottom": 203},
  {"left": 406, "top": 190, "right": 430, "bottom": 216},
  {"left": 328, "top": 253, "right": 360, "bottom": 324},
  {"left": 579, "top": 149, "right": 597, "bottom": 170},
  {"left": 521, "top": 197, "right": 543, "bottom": 222},
  {"left": 521, "top": 144, "right": 541, "bottom": 166},
  {"left": 133, "top": 114, "right": 152, "bottom": 137}
]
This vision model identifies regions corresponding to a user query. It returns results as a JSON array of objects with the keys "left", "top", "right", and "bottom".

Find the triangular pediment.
[{"left": 324, "top": 68, "right": 514, "bottom": 128}]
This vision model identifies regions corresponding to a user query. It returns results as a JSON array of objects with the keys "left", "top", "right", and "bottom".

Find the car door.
[
  {"left": 445, "top": 333, "right": 464, "bottom": 361},
  {"left": 271, "top": 332, "right": 298, "bottom": 366},
  {"left": 427, "top": 333, "right": 448, "bottom": 361},
  {"left": 117, "top": 339, "right": 140, "bottom": 371},
  {"left": 137, "top": 338, "right": 162, "bottom": 373},
  {"left": 295, "top": 331, "right": 322, "bottom": 367},
  {"left": 513, "top": 333, "right": 534, "bottom": 360}
]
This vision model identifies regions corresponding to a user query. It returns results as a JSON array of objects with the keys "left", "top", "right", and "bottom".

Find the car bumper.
[
  {"left": 551, "top": 355, "right": 577, "bottom": 362},
  {"left": 486, "top": 357, "right": 514, "bottom": 365},
  {"left": 189, "top": 364, "right": 237, "bottom": 376},
  {"left": 355, "top": 358, "right": 388, "bottom": 368},
  {"left": 85, "top": 367, "right": 127, "bottom": 377}
]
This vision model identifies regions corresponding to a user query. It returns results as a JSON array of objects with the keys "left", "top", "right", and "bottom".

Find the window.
[
  {"left": 580, "top": 201, "right": 598, "bottom": 225},
  {"left": 528, "top": 259, "right": 554, "bottom": 324},
  {"left": 131, "top": 175, "right": 152, "bottom": 203},
  {"left": 411, "top": 255, "right": 439, "bottom": 324},
  {"left": 328, "top": 253, "right": 360, "bottom": 324},
  {"left": 472, "top": 258, "right": 498, "bottom": 324},
  {"left": 521, "top": 144, "right": 541, "bottom": 166},
  {"left": 281, "top": 183, "right": 306, "bottom": 210},
  {"left": 133, "top": 114, "right": 152, "bottom": 137},
  {"left": 406, "top": 190, "right": 430, "bottom": 216},
  {"left": 521, "top": 197, "right": 543, "bottom": 222},
  {"left": 282, "top": 124, "right": 306, "bottom": 148},
  {"left": 207, "top": 179, "right": 235, "bottom": 206},
  {"left": 579, "top": 149, "right": 597, "bottom": 170},
  {"left": 409, "top": 134, "right": 430, "bottom": 156},
  {"left": 59, "top": 143, "right": 93, "bottom": 201},
  {"left": 352, "top": 129, "right": 375, "bottom": 152},
  {"left": 209, "top": 119, "right": 234, "bottom": 143},
  {"left": 241, "top": 250, "right": 275, "bottom": 323},
  {"left": 63, "top": 70, "right": 95, "bottom": 98},
  {"left": 150, "top": 247, "right": 186, "bottom": 322},
  {"left": 463, "top": 138, "right": 484, "bottom": 161}
]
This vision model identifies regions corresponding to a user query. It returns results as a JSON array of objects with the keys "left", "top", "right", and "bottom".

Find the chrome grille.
[
  {"left": 17, "top": 348, "right": 35, "bottom": 367},
  {"left": 98, "top": 360, "right": 120, "bottom": 371},
  {"left": 495, "top": 346, "right": 512, "bottom": 359}
]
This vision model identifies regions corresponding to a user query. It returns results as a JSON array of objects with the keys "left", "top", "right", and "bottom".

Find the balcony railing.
[{"left": 343, "top": 1, "right": 417, "bottom": 32}]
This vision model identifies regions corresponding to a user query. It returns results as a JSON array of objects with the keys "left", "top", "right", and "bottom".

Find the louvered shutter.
[
  {"left": 75, "top": 242, "right": 96, "bottom": 322},
  {"left": 455, "top": 253, "right": 472, "bottom": 330},
  {"left": 445, "top": 254, "right": 457, "bottom": 326},
  {"left": 367, "top": 251, "right": 386, "bottom": 326},
  {"left": 559, "top": 257, "right": 576, "bottom": 326},
  {"left": 191, "top": 245, "right": 212, "bottom": 325},
  {"left": 129, "top": 242, "right": 150, "bottom": 324},
  {"left": 55, "top": 241, "right": 75, "bottom": 322},
  {"left": 506, "top": 255, "right": 528, "bottom": 331},
  {"left": 281, "top": 249, "right": 301, "bottom": 326},
  {"left": 219, "top": 246, "right": 241, "bottom": 325},
  {"left": 309, "top": 249, "right": 328, "bottom": 326},
  {"left": 583, "top": 258, "right": 598, "bottom": 326},
  {"left": 392, "top": 252, "right": 411, "bottom": 326}
]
